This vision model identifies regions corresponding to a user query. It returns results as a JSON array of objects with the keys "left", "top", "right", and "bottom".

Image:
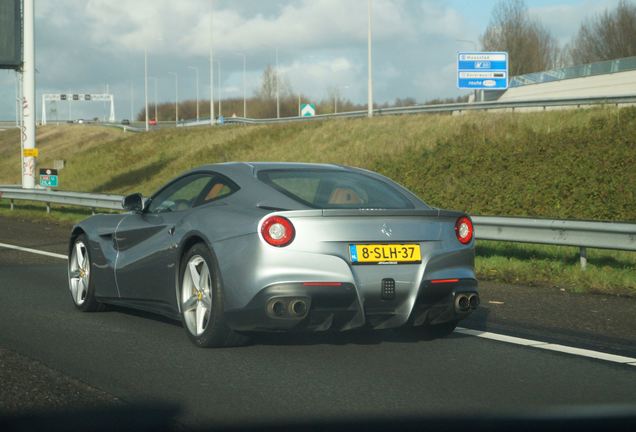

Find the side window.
[
  {"left": 147, "top": 174, "right": 213, "bottom": 214},
  {"left": 201, "top": 178, "right": 238, "bottom": 203}
]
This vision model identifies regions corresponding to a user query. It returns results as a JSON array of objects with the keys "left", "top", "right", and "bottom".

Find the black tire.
[
  {"left": 68, "top": 234, "right": 104, "bottom": 312},
  {"left": 420, "top": 320, "right": 458, "bottom": 339},
  {"left": 179, "top": 243, "right": 250, "bottom": 348}
]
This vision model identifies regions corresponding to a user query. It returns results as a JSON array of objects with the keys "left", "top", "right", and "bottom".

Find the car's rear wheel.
[
  {"left": 68, "top": 234, "right": 104, "bottom": 312},
  {"left": 179, "top": 243, "right": 249, "bottom": 347}
]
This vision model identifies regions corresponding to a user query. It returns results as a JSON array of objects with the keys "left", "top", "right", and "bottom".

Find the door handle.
[{"left": 168, "top": 226, "right": 175, "bottom": 236}]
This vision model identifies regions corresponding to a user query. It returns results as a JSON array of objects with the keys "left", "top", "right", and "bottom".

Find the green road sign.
[
  {"left": 39, "top": 168, "right": 58, "bottom": 188},
  {"left": 301, "top": 103, "right": 316, "bottom": 117}
]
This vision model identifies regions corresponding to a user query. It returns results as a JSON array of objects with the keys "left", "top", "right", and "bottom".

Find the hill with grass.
[{"left": 1, "top": 107, "right": 635, "bottom": 221}]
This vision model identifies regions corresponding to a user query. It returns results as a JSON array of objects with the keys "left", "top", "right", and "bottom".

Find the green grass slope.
[
  {"left": 1, "top": 109, "right": 635, "bottom": 295},
  {"left": 2, "top": 107, "right": 634, "bottom": 221}
]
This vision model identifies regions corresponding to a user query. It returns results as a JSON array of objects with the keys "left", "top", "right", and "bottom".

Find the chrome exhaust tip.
[
  {"left": 468, "top": 293, "right": 480, "bottom": 310},
  {"left": 454, "top": 294, "right": 470, "bottom": 313},
  {"left": 289, "top": 299, "right": 308, "bottom": 317}
]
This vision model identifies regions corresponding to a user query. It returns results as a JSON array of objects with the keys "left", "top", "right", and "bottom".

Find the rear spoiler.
[{"left": 320, "top": 209, "right": 466, "bottom": 218}]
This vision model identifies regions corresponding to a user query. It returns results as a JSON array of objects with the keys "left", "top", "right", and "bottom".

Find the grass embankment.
[{"left": 0, "top": 108, "right": 635, "bottom": 295}]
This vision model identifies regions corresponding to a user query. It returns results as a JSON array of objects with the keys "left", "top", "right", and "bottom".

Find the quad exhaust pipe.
[
  {"left": 267, "top": 298, "right": 309, "bottom": 319},
  {"left": 454, "top": 293, "right": 479, "bottom": 313}
]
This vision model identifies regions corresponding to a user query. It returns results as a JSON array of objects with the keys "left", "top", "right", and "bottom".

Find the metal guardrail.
[
  {"left": 473, "top": 216, "right": 636, "bottom": 268},
  {"left": 181, "top": 95, "right": 636, "bottom": 127},
  {"left": 1, "top": 187, "right": 634, "bottom": 269},
  {"left": 0, "top": 187, "right": 123, "bottom": 213},
  {"left": 71, "top": 95, "right": 636, "bottom": 131}
]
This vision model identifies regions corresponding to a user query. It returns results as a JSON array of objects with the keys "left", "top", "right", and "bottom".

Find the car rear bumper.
[{"left": 224, "top": 278, "right": 478, "bottom": 333}]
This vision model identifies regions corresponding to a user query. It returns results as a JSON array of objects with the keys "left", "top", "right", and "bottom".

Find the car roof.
[{"left": 190, "top": 162, "right": 350, "bottom": 180}]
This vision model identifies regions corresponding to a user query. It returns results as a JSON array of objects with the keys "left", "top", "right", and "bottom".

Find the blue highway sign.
[{"left": 457, "top": 52, "right": 508, "bottom": 90}]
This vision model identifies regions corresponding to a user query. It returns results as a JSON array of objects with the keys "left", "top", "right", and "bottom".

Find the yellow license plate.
[{"left": 349, "top": 244, "right": 421, "bottom": 264}]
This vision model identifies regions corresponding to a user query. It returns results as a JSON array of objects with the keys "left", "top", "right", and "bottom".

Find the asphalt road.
[{"left": 1, "top": 216, "right": 635, "bottom": 428}]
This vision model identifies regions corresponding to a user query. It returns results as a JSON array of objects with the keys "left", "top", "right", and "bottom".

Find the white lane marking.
[
  {"left": 0, "top": 242, "right": 634, "bottom": 365},
  {"left": 0, "top": 242, "right": 68, "bottom": 260},
  {"left": 456, "top": 327, "right": 636, "bottom": 366}
]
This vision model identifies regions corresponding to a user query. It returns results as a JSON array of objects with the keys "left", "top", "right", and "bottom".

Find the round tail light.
[
  {"left": 455, "top": 216, "right": 474, "bottom": 244},
  {"left": 261, "top": 216, "right": 295, "bottom": 247}
]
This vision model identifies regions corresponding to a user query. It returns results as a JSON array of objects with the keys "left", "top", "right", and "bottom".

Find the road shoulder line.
[
  {"left": 456, "top": 327, "right": 636, "bottom": 366},
  {"left": 0, "top": 242, "right": 67, "bottom": 260}
]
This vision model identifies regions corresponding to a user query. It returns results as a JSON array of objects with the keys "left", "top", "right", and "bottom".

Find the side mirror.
[{"left": 122, "top": 193, "right": 144, "bottom": 213}]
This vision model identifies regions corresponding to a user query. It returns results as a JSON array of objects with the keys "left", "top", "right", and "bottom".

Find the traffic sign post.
[
  {"left": 457, "top": 52, "right": 508, "bottom": 90},
  {"left": 301, "top": 103, "right": 316, "bottom": 117}
]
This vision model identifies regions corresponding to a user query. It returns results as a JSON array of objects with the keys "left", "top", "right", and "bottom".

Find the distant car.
[
  {"left": 121, "top": 119, "right": 130, "bottom": 125},
  {"left": 68, "top": 163, "right": 478, "bottom": 347},
  {"left": 77, "top": 119, "right": 84, "bottom": 124},
  {"left": 148, "top": 119, "right": 157, "bottom": 126}
]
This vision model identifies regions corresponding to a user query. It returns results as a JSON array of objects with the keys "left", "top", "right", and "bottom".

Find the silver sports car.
[{"left": 68, "top": 162, "right": 478, "bottom": 347}]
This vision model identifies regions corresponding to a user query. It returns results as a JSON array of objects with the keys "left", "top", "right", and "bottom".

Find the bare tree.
[
  {"left": 480, "top": 0, "right": 560, "bottom": 76},
  {"left": 258, "top": 64, "right": 292, "bottom": 100},
  {"left": 565, "top": 0, "right": 636, "bottom": 65}
]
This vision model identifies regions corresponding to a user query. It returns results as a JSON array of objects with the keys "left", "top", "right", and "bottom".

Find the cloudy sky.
[{"left": 0, "top": 0, "right": 622, "bottom": 121}]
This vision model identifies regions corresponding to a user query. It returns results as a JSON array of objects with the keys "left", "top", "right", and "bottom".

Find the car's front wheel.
[
  {"left": 68, "top": 234, "right": 104, "bottom": 312},
  {"left": 179, "top": 243, "right": 249, "bottom": 347}
]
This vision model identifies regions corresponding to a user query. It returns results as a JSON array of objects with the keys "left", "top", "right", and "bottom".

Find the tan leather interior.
[
  {"left": 205, "top": 183, "right": 226, "bottom": 201},
  {"left": 328, "top": 187, "right": 363, "bottom": 204}
]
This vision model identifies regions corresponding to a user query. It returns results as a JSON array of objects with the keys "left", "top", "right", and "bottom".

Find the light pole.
[
  {"left": 276, "top": 47, "right": 280, "bottom": 118},
  {"left": 188, "top": 66, "right": 200, "bottom": 122},
  {"left": 21, "top": 0, "right": 36, "bottom": 188},
  {"left": 209, "top": 2, "right": 215, "bottom": 125},
  {"left": 149, "top": 76, "right": 158, "bottom": 121},
  {"left": 168, "top": 72, "right": 179, "bottom": 125},
  {"left": 144, "top": 47, "right": 149, "bottom": 131},
  {"left": 233, "top": 52, "right": 247, "bottom": 117},
  {"left": 334, "top": 85, "right": 349, "bottom": 114},
  {"left": 214, "top": 59, "right": 222, "bottom": 117},
  {"left": 367, "top": 0, "right": 374, "bottom": 118},
  {"left": 129, "top": 80, "right": 134, "bottom": 121}
]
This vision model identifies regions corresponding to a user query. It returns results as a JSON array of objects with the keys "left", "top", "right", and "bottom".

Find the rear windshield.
[{"left": 257, "top": 169, "right": 415, "bottom": 209}]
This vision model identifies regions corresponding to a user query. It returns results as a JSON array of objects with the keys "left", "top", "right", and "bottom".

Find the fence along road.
[{"left": 1, "top": 187, "right": 634, "bottom": 269}]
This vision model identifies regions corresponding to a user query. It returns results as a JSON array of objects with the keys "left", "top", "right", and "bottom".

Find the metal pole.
[
  {"left": 144, "top": 48, "right": 149, "bottom": 131},
  {"left": 22, "top": 0, "right": 36, "bottom": 189},
  {"left": 580, "top": 247, "right": 587, "bottom": 271},
  {"left": 209, "top": 2, "right": 215, "bottom": 125},
  {"left": 367, "top": 0, "right": 373, "bottom": 118},
  {"left": 188, "top": 66, "right": 200, "bottom": 122},
  {"left": 129, "top": 80, "right": 133, "bottom": 121},
  {"left": 169, "top": 72, "right": 178, "bottom": 125},
  {"left": 15, "top": 72, "right": 19, "bottom": 127},
  {"left": 217, "top": 60, "right": 221, "bottom": 116},
  {"left": 154, "top": 78, "right": 158, "bottom": 121},
  {"left": 243, "top": 54, "right": 247, "bottom": 118},
  {"left": 276, "top": 47, "right": 280, "bottom": 118}
]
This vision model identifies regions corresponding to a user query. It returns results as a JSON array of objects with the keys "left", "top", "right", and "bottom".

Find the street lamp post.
[
  {"left": 144, "top": 48, "right": 149, "bottom": 131},
  {"left": 129, "top": 81, "right": 134, "bottom": 121},
  {"left": 276, "top": 47, "right": 280, "bottom": 118},
  {"left": 233, "top": 53, "right": 247, "bottom": 117},
  {"left": 168, "top": 72, "right": 179, "bottom": 125},
  {"left": 334, "top": 85, "right": 349, "bottom": 114},
  {"left": 215, "top": 60, "right": 222, "bottom": 117},
  {"left": 188, "top": 66, "right": 200, "bottom": 122},
  {"left": 367, "top": 0, "right": 374, "bottom": 118},
  {"left": 149, "top": 77, "right": 158, "bottom": 121}
]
